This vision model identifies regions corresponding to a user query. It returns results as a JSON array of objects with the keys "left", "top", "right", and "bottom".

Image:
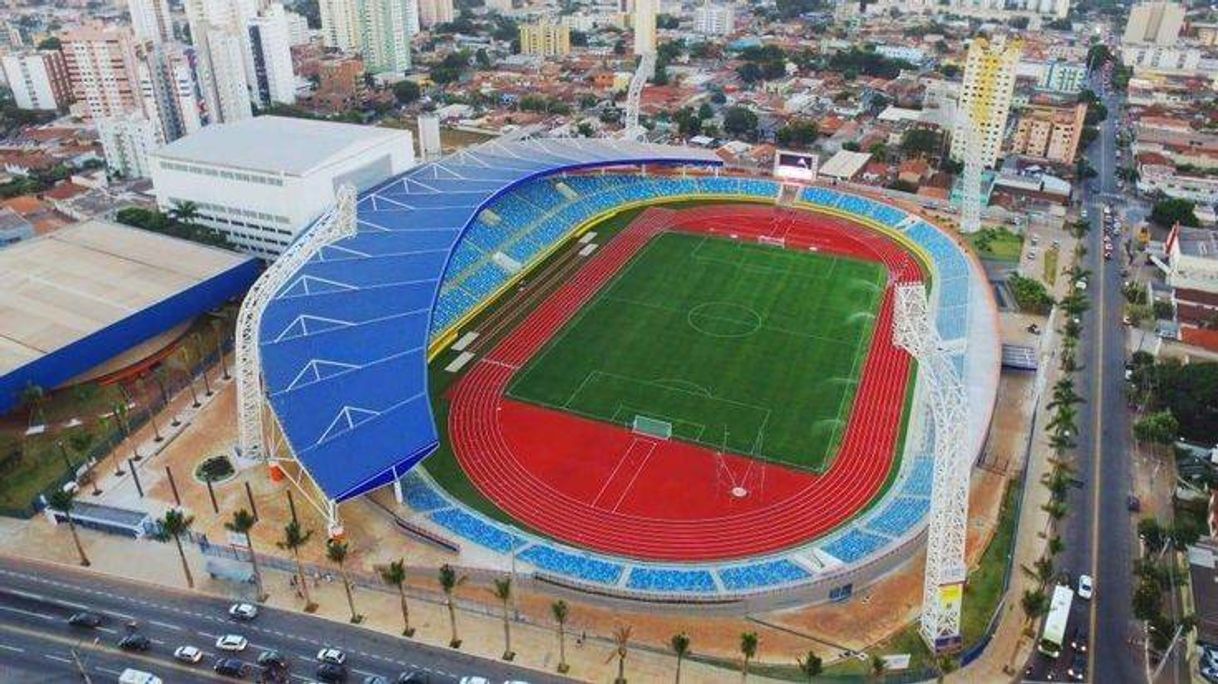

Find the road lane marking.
[
  {"left": 0, "top": 643, "right": 24, "bottom": 653},
  {"left": 0, "top": 606, "right": 54, "bottom": 621},
  {"left": 150, "top": 619, "right": 183, "bottom": 630},
  {"left": 44, "top": 654, "right": 71, "bottom": 663}
]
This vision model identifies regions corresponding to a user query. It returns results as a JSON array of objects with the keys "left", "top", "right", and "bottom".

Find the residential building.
[
  {"left": 876, "top": 44, "right": 927, "bottom": 67},
  {"left": 1123, "top": 1, "right": 1185, "bottom": 46},
  {"left": 356, "top": 0, "right": 416, "bottom": 75},
  {"left": 0, "top": 20, "right": 22, "bottom": 51},
  {"left": 137, "top": 42, "right": 204, "bottom": 141},
  {"left": 97, "top": 117, "right": 161, "bottom": 178},
  {"left": 0, "top": 207, "right": 36, "bottom": 247},
  {"left": 1165, "top": 225, "right": 1218, "bottom": 337},
  {"left": 951, "top": 35, "right": 1020, "bottom": 168},
  {"left": 319, "top": 0, "right": 360, "bottom": 50},
  {"left": 1120, "top": 45, "right": 1205, "bottom": 75},
  {"left": 692, "top": 2, "right": 734, "bottom": 37},
  {"left": 284, "top": 9, "right": 312, "bottom": 45},
  {"left": 247, "top": 3, "right": 297, "bottom": 106},
  {"left": 1037, "top": 60, "right": 1087, "bottom": 93},
  {"left": 519, "top": 21, "right": 570, "bottom": 57},
  {"left": 62, "top": 27, "right": 142, "bottom": 119},
  {"left": 633, "top": 0, "right": 656, "bottom": 56},
  {"left": 1, "top": 51, "right": 72, "bottom": 111},
  {"left": 313, "top": 55, "right": 365, "bottom": 110},
  {"left": 150, "top": 116, "right": 416, "bottom": 258},
  {"left": 1009, "top": 103, "right": 1087, "bottom": 164},
  {"left": 127, "top": 0, "right": 174, "bottom": 44},
  {"left": 418, "top": 0, "right": 454, "bottom": 28},
  {"left": 417, "top": 113, "right": 441, "bottom": 159},
  {"left": 1137, "top": 158, "right": 1218, "bottom": 204}
]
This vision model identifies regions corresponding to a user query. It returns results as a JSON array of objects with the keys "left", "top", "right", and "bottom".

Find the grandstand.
[{"left": 247, "top": 138, "right": 999, "bottom": 601}]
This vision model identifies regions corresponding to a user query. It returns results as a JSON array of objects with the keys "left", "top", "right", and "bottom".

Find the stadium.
[{"left": 245, "top": 139, "right": 999, "bottom": 605}]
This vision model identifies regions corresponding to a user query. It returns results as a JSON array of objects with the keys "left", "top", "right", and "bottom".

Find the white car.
[
  {"left": 215, "top": 634, "right": 248, "bottom": 652},
  {"left": 173, "top": 645, "right": 203, "bottom": 663},
  {"left": 316, "top": 647, "right": 347, "bottom": 665},
  {"left": 229, "top": 603, "right": 258, "bottom": 620},
  {"left": 1077, "top": 574, "right": 1094, "bottom": 600},
  {"left": 459, "top": 678, "right": 491, "bottom": 684}
]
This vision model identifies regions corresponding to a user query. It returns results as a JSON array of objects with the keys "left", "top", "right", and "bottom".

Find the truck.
[{"left": 1038, "top": 584, "right": 1074, "bottom": 658}]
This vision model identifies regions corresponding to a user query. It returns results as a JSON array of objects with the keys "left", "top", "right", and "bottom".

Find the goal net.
[{"left": 632, "top": 415, "right": 673, "bottom": 440}]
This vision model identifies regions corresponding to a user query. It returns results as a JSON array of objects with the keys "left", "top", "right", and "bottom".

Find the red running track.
[{"left": 448, "top": 205, "right": 923, "bottom": 561}]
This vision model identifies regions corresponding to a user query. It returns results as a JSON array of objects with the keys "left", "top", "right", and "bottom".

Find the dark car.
[
  {"left": 1067, "top": 652, "right": 1087, "bottom": 681},
  {"left": 362, "top": 677, "right": 390, "bottom": 684},
  {"left": 118, "top": 633, "right": 151, "bottom": 651},
  {"left": 396, "top": 672, "right": 429, "bottom": 684},
  {"left": 316, "top": 662, "right": 348, "bottom": 683},
  {"left": 257, "top": 650, "right": 289, "bottom": 669},
  {"left": 1070, "top": 625, "right": 1089, "bottom": 653},
  {"left": 214, "top": 657, "right": 247, "bottom": 678},
  {"left": 67, "top": 611, "right": 103, "bottom": 628}
]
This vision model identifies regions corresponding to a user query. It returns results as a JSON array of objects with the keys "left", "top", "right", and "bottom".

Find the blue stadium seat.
[
  {"left": 519, "top": 545, "right": 624, "bottom": 585},
  {"left": 626, "top": 567, "right": 717, "bottom": 592},
  {"left": 718, "top": 560, "right": 810, "bottom": 591},
  {"left": 429, "top": 509, "right": 524, "bottom": 553},
  {"left": 821, "top": 529, "right": 890, "bottom": 564},
  {"left": 866, "top": 497, "right": 930, "bottom": 537},
  {"left": 400, "top": 475, "right": 450, "bottom": 513}
]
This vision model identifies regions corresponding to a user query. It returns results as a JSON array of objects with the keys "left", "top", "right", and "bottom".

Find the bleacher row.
[{"left": 404, "top": 174, "right": 978, "bottom": 595}]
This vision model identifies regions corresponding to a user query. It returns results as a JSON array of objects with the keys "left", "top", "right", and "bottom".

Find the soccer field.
[{"left": 506, "top": 231, "right": 887, "bottom": 472}]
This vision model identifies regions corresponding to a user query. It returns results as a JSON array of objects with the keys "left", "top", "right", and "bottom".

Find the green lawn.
[
  {"left": 506, "top": 232, "right": 885, "bottom": 472},
  {"left": 967, "top": 227, "right": 1024, "bottom": 262}
]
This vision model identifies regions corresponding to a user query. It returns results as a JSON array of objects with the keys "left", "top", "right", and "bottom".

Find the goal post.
[{"left": 632, "top": 415, "right": 673, "bottom": 440}]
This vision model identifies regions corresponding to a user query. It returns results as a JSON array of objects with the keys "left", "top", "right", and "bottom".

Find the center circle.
[{"left": 686, "top": 301, "right": 762, "bottom": 338}]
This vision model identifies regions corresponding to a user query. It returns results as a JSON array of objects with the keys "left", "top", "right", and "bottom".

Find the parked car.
[
  {"left": 1067, "top": 652, "right": 1087, "bottom": 681},
  {"left": 316, "top": 662, "right": 348, "bottom": 682},
  {"left": 396, "top": 672, "right": 429, "bottom": 683},
  {"left": 118, "top": 633, "right": 151, "bottom": 651},
  {"left": 258, "top": 650, "right": 289, "bottom": 669},
  {"left": 215, "top": 634, "right": 249, "bottom": 652},
  {"left": 214, "top": 657, "right": 248, "bottom": 678},
  {"left": 67, "top": 611, "right": 104, "bottom": 628},
  {"left": 317, "top": 648, "right": 348, "bottom": 665},
  {"left": 1070, "top": 625, "right": 1089, "bottom": 653},
  {"left": 229, "top": 603, "right": 258, "bottom": 621},
  {"left": 1077, "top": 574, "right": 1094, "bottom": 600},
  {"left": 174, "top": 645, "right": 204, "bottom": 663}
]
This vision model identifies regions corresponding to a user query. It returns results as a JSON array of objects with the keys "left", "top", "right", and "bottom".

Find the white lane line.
[
  {"left": 96, "top": 627, "right": 116, "bottom": 634},
  {"left": 44, "top": 654, "right": 71, "bottom": 664},
  {"left": 0, "top": 606, "right": 53, "bottom": 621},
  {"left": 150, "top": 620, "right": 182, "bottom": 631},
  {"left": 2, "top": 589, "right": 89, "bottom": 612},
  {"left": 0, "top": 643, "right": 25, "bottom": 653}
]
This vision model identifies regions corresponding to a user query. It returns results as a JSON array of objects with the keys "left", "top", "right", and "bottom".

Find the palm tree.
[
  {"left": 109, "top": 402, "right": 129, "bottom": 475},
  {"left": 192, "top": 334, "right": 213, "bottom": 397},
  {"left": 277, "top": 520, "right": 315, "bottom": 611},
  {"left": 796, "top": 650, "right": 822, "bottom": 682},
  {"left": 211, "top": 317, "right": 231, "bottom": 381},
  {"left": 610, "top": 624, "right": 632, "bottom": 684},
  {"left": 869, "top": 653, "right": 887, "bottom": 682},
  {"left": 170, "top": 200, "right": 199, "bottom": 224},
  {"left": 326, "top": 539, "right": 361, "bottom": 623},
  {"left": 158, "top": 508, "right": 195, "bottom": 589},
  {"left": 438, "top": 564, "right": 466, "bottom": 648},
  {"left": 551, "top": 600, "right": 569, "bottom": 673},
  {"left": 739, "top": 632, "right": 758, "bottom": 683},
  {"left": 1048, "top": 535, "right": 1065, "bottom": 556},
  {"left": 174, "top": 347, "right": 200, "bottom": 408},
  {"left": 151, "top": 366, "right": 179, "bottom": 426},
  {"left": 380, "top": 559, "right": 414, "bottom": 636},
  {"left": 492, "top": 576, "right": 514, "bottom": 660},
  {"left": 46, "top": 488, "right": 90, "bottom": 566},
  {"left": 137, "top": 376, "right": 163, "bottom": 443},
  {"left": 670, "top": 632, "right": 690, "bottom": 684},
  {"left": 21, "top": 383, "right": 47, "bottom": 426},
  {"left": 934, "top": 654, "right": 957, "bottom": 682},
  {"left": 225, "top": 509, "right": 264, "bottom": 600}
]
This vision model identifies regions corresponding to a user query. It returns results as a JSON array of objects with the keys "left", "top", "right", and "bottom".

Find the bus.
[{"left": 1038, "top": 584, "right": 1074, "bottom": 658}]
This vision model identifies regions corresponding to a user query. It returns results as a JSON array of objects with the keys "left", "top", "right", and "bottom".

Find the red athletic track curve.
[{"left": 448, "top": 204, "right": 923, "bottom": 561}]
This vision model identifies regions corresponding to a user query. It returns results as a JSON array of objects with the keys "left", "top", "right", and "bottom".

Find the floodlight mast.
[
  {"left": 235, "top": 183, "right": 359, "bottom": 534},
  {"left": 892, "top": 282, "right": 970, "bottom": 652}
]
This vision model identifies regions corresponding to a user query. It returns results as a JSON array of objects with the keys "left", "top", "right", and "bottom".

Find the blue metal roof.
[{"left": 258, "top": 139, "right": 721, "bottom": 502}]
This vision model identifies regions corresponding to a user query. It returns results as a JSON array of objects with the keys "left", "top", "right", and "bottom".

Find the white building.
[
  {"left": 150, "top": 116, "right": 416, "bottom": 258},
  {"left": 284, "top": 9, "right": 312, "bottom": 45},
  {"left": 418, "top": 0, "right": 454, "bottom": 28},
  {"left": 876, "top": 44, "right": 927, "bottom": 67},
  {"left": 97, "top": 117, "right": 162, "bottom": 178},
  {"left": 692, "top": 2, "right": 734, "bottom": 37},
  {"left": 137, "top": 43, "right": 203, "bottom": 141},
  {"left": 633, "top": 0, "right": 656, "bottom": 56},
  {"left": 247, "top": 4, "right": 297, "bottom": 106},
  {"left": 1, "top": 51, "right": 71, "bottom": 111},
  {"left": 417, "top": 113, "right": 441, "bottom": 159},
  {"left": 1123, "top": 1, "right": 1185, "bottom": 46},
  {"left": 319, "top": 0, "right": 360, "bottom": 50},
  {"left": 128, "top": 0, "right": 174, "bottom": 44},
  {"left": 185, "top": 0, "right": 257, "bottom": 124},
  {"left": 951, "top": 35, "right": 1020, "bottom": 169},
  {"left": 356, "top": 0, "right": 416, "bottom": 74},
  {"left": 1037, "top": 60, "right": 1087, "bottom": 93}
]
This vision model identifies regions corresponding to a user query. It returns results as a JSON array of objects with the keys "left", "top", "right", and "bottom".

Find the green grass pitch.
[{"left": 506, "top": 232, "right": 887, "bottom": 472}]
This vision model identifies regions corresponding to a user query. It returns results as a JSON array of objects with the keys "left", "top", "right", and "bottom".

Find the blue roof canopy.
[{"left": 258, "top": 139, "right": 721, "bottom": 502}]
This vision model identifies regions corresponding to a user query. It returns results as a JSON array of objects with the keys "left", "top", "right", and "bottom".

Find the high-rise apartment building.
[
  {"left": 356, "top": 0, "right": 416, "bottom": 74},
  {"left": 950, "top": 35, "right": 1020, "bottom": 169},
  {"left": 319, "top": 0, "right": 360, "bottom": 50},
  {"left": 1123, "top": 1, "right": 1185, "bottom": 45},
  {"left": 127, "top": 0, "right": 174, "bottom": 44},
  {"left": 693, "top": 2, "right": 733, "bottom": 36},
  {"left": 519, "top": 21, "right": 570, "bottom": 57},
  {"left": 247, "top": 3, "right": 297, "bottom": 106},
  {"left": 418, "top": 0, "right": 454, "bottom": 28},
  {"left": 284, "top": 9, "right": 311, "bottom": 45},
  {"left": 1, "top": 51, "right": 72, "bottom": 111},
  {"left": 185, "top": 0, "right": 256, "bottom": 124},
  {"left": 137, "top": 43, "right": 203, "bottom": 140},
  {"left": 633, "top": 0, "right": 656, "bottom": 56},
  {"left": 62, "top": 27, "right": 142, "bottom": 118},
  {"left": 1009, "top": 103, "right": 1087, "bottom": 164}
]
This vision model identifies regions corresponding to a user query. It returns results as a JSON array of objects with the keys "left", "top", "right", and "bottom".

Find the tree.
[
  {"left": 797, "top": 650, "right": 823, "bottom": 681},
  {"left": 722, "top": 106, "right": 758, "bottom": 140},
  {"left": 392, "top": 80, "right": 420, "bottom": 105},
  {"left": 20, "top": 383, "right": 47, "bottom": 426},
  {"left": 492, "top": 576, "right": 514, "bottom": 660},
  {"left": 611, "top": 624, "right": 632, "bottom": 684},
  {"left": 1150, "top": 198, "right": 1199, "bottom": 227},
  {"left": 900, "top": 128, "right": 942, "bottom": 157},
  {"left": 169, "top": 200, "right": 199, "bottom": 224},
  {"left": 46, "top": 488, "right": 90, "bottom": 567},
  {"left": 670, "top": 632, "right": 690, "bottom": 683},
  {"left": 1021, "top": 588, "right": 1048, "bottom": 620},
  {"left": 737, "top": 62, "right": 763, "bottom": 84},
  {"left": 552, "top": 600, "right": 570, "bottom": 673},
  {"left": 739, "top": 632, "right": 758, "bottom": 682},
  {"left": 380, "top": 559, "right": 414, "bottom": 636},
  {"left": 438, "top": 563, "right": 466, "bottom": 648},
  {"left": 277, "top": 520, "right": 316, "bottom": 610},
  {"left": 869, "top": 653, "right": 887, "bottom": 681},
  {"left": 158, "top": 508, "right": 195, "bottom": 589},
  {"left": 1133, "top": 410, "right": 1178, "bottom": 446},
  {"left": 37, "top": 37, "right": 62, "bottom": 51},
  {"left": 775, "top": 120, "right": 819, "bottom": 148},
  {"left": 326, "top": 539, "right": 361, "bottom": 623},
  {"left": 224, "top": 509, "right": 264, "bottom": 600}
]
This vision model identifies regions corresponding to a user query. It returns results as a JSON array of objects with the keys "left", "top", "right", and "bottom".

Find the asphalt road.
[
  {"left": 0, "top": 554, "right": 566, "bottom": 684},
  {"left": 1021, "top": 63, "right": 1142, "bottom": 684}
]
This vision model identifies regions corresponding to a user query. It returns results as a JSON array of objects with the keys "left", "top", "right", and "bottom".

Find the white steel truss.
[
  {"left": 622, "top": 52, "right": 656, "bottom": 141},
  {"left": 893, "top": 282, "right": 970, "bottom": 652},
  {"left": 957, "top": 110, "right": 984, "bottom": 235},
  {"left": 235, "top": 184, "right": 359, "bottom": 529}
]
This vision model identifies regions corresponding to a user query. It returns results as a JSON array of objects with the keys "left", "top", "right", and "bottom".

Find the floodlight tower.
[
  {"left": 235, "top": 184, "right": 360, "bottom": 465},
  {"left": 892, "top": 282, "right": 970, "bottom": 652}
]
